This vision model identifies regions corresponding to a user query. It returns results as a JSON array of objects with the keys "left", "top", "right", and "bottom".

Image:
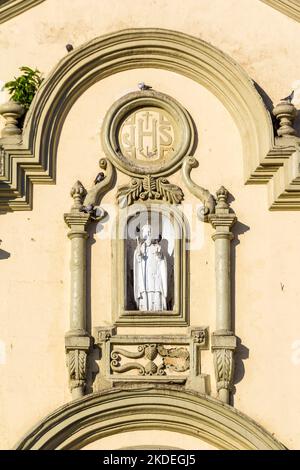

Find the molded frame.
[
  {"left": 0, "top": 0, "right": 44, "bottom": 24},
  {"left": 260, "top": 0, "right": 300, "bottom": 23},
  {"left": 2, "top": 27, "right": 293, "bottom": 212},
  {"left": 15, "top": 386, "right": 286, "bottom": 450},
  {"left": 111, "top": 202, "right": 189, "bottom": 326},
  {"left": 101, "top": 90, "right": 194, "bottom": 177}
]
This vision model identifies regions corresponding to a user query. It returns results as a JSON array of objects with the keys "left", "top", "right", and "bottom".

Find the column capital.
[
  {"left": 211, "top": 330, "right": 237, "bottom": 350},
  {"left": 209, "top": 185, "right": 236, "bottom": 235},
  {"left": 211, "top": 331, "right": 237, "bottom": 395},
  {"left": 64, "top": 212, "right": 90, "bottom": 236}
]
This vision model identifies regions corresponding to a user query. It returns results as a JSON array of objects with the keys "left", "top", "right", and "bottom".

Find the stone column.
[
  {"left": 64, "top": 181, "right": 91, "bottom": 400},
  {"left": 209, "top": 186, "right": 237, "bottom": 404}
]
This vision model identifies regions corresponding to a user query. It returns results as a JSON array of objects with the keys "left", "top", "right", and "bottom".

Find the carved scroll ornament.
[
  {"left": 83, "top": 158, "right": 115, "bottom": 208},
  {"left": 181, "top": 156, "right": 215, "bottom": 220},
  {"left": 110, "top": 343, "right": 190, "bottom": 376}
]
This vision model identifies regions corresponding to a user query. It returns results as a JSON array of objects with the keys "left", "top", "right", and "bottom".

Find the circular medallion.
[{"left": 101, "top": 90, "right": 194, "bottom": 176}]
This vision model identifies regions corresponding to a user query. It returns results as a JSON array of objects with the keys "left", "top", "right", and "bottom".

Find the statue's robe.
[{"left": 134, "top": 240, "right": 167, "bottom": 311}]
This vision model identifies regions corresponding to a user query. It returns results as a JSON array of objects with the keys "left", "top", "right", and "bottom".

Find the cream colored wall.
[
  {"left": 0, "top": 0, "right": 299, "bottom": 451},
  {"left": 0, "top": 0, "right": 299, "bottom": 105}
]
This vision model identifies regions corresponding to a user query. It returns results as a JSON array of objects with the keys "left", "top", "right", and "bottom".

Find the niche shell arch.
[
  {"left": 0, "top": 28, "right": 274, "bottom": 211},
  {"left": 15, "top": 387, "right": 285, "bottom": 450}
]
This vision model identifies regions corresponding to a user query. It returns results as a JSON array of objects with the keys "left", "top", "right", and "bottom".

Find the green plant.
[{"left": 4, "top": 66, "right": 43, "bottom": 110}]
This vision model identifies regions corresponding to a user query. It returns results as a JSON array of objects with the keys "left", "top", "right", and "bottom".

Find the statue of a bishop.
[{"left": 134, "top": 224, "right": 167, "bottom": 311}]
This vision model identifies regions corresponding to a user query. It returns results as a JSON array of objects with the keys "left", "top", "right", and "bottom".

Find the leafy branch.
[{"left": 4, "top": 66, "right": 43, "bottom": 110}]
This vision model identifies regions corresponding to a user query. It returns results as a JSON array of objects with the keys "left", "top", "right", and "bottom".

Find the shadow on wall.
[
  {"left": 232, "top": 336, "right": 250, "bottom": 404},
  {"left": 253, "top": 80, "right": 277, "bottom": 133},
  {"left": 229, "top": 204, "right": 250, "bottom": 406},
  {"left": 0, "top": 247, "right": 10, "bottom": 259},
  {"left": 254, "top": 79, "right": 300, "bottom": 138},
  {"left": 293, "top": 112, "right": 300, "bottom": 136},
  {"left": 85, "top": 222, "right": 101, "bottom": 394}
]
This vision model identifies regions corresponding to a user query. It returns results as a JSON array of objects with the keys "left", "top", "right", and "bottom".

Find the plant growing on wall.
[{"left": 4, "top": 66, "right": 43, "bottom": 110}]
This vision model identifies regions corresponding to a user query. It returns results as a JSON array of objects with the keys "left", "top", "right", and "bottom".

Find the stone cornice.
[
  {"left": 260, "top": 0, "right": 300, "bottom": 23},
  {"left": 0, "top": 28, "right": 299, "bottom": 211},
  {"left": 0, "top": 28, "right": 273, "bottom": 211},
  {"left": 0, "top": 0, "right": 45, "bottom": 24}
]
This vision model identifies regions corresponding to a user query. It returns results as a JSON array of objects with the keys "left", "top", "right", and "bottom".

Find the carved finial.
[
  {"left": 216, "top": 186, "right": 228, "bottom": 209},
  {"left": 273, "top": 100, "right": 297, "bottom": 137},
  {"left": 70, "top": 181, "right": 87, "bottom": 211}
]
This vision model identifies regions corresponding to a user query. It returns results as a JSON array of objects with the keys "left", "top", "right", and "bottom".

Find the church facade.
[{"left": 0, "top": 0, "right": 300, "bottom": 450}]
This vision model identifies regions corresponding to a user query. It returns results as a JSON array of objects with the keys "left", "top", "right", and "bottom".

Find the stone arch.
[
  {"left": 1, "top": 28, "right": 275, "bottom": 211},
  {"left": 15, "top": 387, "right": 285, "bottom": 450}
]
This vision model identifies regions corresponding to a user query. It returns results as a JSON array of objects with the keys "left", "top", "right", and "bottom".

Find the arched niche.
[
  {"left": 15, "top": 386, "right": 285, "bottom": 450},
  {"left": 0, "top": 28, "right": 275, "bottom": 211},
  {"left": 112, "top": 202, "right": 189, "bottom": 326}
]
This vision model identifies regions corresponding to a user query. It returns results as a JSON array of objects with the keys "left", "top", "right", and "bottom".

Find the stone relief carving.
[
  {"left": 213, "top": 348, "right": 234, "bottom": 393},
  {"left": 158, "top": 345, "right": 190, "bottom": 372},
  {"left": 211, "top": 332, "right": 237, "bottom": 396},
  {"left": 110, "top": 343, "right": 190, "bottom": 376},
  {"left": 119, "top": 107, "right": 176, "bottom": 161},
  {"left": 101, "top": 89, "right": 194, "bottom": 177},
  {"left": 117, "top": 175, "right": 184, "bottom": 207},
  {"left": 66, "top": 349, "right": 88, "bottom": 392},
  {"left": 95, "top": 327, "right": 209, "bottom": 393},
  {"left": 191, "top": 329, "right": 206, "bottom": 344}
]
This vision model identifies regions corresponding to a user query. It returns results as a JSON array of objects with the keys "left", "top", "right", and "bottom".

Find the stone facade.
[{"left": 0, "top": 0, "right": 299, "bottom": 450}]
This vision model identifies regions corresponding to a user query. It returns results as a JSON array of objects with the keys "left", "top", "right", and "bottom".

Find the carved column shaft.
[
  {"left": 63, "top": 163, "right": 113, "bottom": 399},
  {"left": 212, "top": 232, "right": 233, "bottom": 331},
  {"left": 68, "top": 227, "right": 88, "bottom": 331},
  {"left": 64, "top": 181, "right": 91, "bottom": 400},
  {"left": 209, "top": 186, "right": 237, "bottom": 404}
]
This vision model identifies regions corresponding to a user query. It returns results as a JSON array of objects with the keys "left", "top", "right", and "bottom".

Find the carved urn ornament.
[{"left": 0, "top": 100, "right": 25, "bottom": 140}]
